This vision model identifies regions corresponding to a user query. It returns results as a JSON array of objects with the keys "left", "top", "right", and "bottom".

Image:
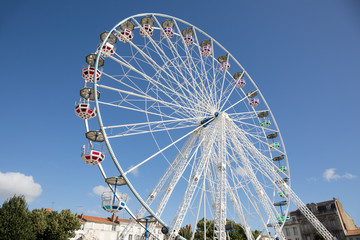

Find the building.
[
  {"left": 282, "top": 198, "right": 360, "bottom": 240},
  {"left": 70, "top": 213, "right": 164, "bottom": 240}
]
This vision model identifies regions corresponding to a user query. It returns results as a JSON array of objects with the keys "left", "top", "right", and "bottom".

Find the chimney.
[{"left": 112, "top": 213, "right": 117, "bottom": 222}]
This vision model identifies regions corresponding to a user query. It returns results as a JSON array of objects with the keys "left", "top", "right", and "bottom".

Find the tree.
[
  {"left": 194, "top": 218, "right": 214, "bottom": 240},
  {"left": 34, "top": 208, "right": 81, "bottom": 240},
  {"left": 179, "top": 224, "right": 193, "bottom": 240},
  {"left": 31, "top": 208, "right": 47, "bottom": 237},
  {"left": 0, "top": 194, "right": 81, "bottom": 240},
  {"left": 0, "top": 195, "right": 36, "bottom": 240},
  {"left": 193, "top": 218, "right": 259, "bottom": 240},
  {"left": 226, "top": 220, "right": 247, "bottom": 240}
]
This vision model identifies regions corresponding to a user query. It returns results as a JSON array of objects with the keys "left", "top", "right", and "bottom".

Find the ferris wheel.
[{"left": 75, "top": 13, "right": 335, "bottom": 240}]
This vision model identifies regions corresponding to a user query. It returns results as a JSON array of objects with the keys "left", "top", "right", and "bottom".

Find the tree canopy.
[
  {"left": 0, "top": 195, "right": 35, "bottom": 240},
  {"left": 0, "top": 195, "right": 81, "bottom": 240},
  {"left": 179, "top": 218, "right": 261, "bottom": 240}
]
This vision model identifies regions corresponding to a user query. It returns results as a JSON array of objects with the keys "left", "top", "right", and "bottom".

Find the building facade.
[
  {"left": 282, "top": 198, "right": 360, "bottom": 240},
  {"left": 70, "top": 213, "right": 164, "bottom": 240}
]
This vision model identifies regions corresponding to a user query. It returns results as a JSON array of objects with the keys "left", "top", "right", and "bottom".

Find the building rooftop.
[{"left": 75, "top": 213, "right": 131, "bottom": 225}]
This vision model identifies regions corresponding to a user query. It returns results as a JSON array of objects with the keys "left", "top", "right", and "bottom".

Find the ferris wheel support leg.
[
  {"left": 169, "top": 126, "right": 218, "bottom": 239},
  {"left": 118, "top": 132, "right": 199, "bottom": 240},
  {"left": 154, "top": 132, "right": 199, "bottom": 216},
  {"left": 147, "top": 133, "right": 200, "bottom": 234},
  {"left": 226, "top": 180, "right": 255, "bottom": 240},
  {"left": 214, "top": 114, "right": 227, "bottom": 240}
]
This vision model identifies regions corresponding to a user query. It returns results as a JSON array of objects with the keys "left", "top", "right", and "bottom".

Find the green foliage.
[
  {"left": 31, "top": 209, "right": 47, "bottom": 236},
  {"left": 0, "top": 195, "right": 36, "bottom": 240},
  {"left": 179, "top": 224, "right": 193, "bottom": 240},
  {"left": 0, "top": 195, "right": 81, "bottom": 240},
  {"left": 194, "top": 218, "right": 214, "bottom": 240},
  {"left": 33, "top": 209, "right": 81, "bottom": 240},
  {"left": 226, "top": 220, "right": 247, "bottom": 240},
  {"left": 192, "top": 218, "right": 259, "bottom": 240}
]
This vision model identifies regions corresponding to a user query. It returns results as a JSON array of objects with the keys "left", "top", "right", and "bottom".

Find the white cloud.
[
  {"left": 306, "top": 177, "right": 318, "bottom": 182},
  {"left": 236, "top": 166, "right": 246, "bottom": 177},
  {"left": 323, "top": 168, "right": 357, "bottom": 182},
  {"left": 92, "top": 185, "right": 109, "bottom": 196},
  {"left": 343, "top": 173, "right": 357, "bottom": 180},
  {"left": 0, "top": 172, "right": 42, "bottom": 203}
]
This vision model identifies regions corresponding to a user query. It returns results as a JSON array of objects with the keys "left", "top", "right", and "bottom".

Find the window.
[
  {"left": 306, "top": 236, "right": 311, "bottom": 240},
  {"left": 81, "top": 224, "right": 85, "bottom": 230},
  {"left": 129, "top": 234, "right": 133, "bottom": 240},
  {"left": 293, "top": 227, "right": 298, "bottom": 235},
  {"left": 112, "top": 225, "right": 116, "bottom": 231},
  {"left": 285, "top": 228, "right": 291, "bottom": 236},
  {"left": 318, "top": 205, "right": 327, "bottom": 213},
  {"left": 304, "top": 224, "right": 309, "bottom": 231},
  {"left": 295, "top": 238, "right": 299, "bottom": 240},
  {"left": 330, "top": 220, "right": 336, "bottom": 227}
]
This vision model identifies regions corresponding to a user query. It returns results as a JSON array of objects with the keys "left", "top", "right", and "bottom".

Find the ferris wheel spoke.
[
  {"left": 226, "top": 156, "right": 269, "bottom": 228},
  {"left": 235, "top": 179, "right": 273, "bottom": 238},
  {"left": 240, "top": 147, "right": 290, "bottom": 192},
  {"left": 123, "top": 123, "right": 207, "bottom": 176},
  {"left": 151, "top": 16, "right": 210, "bottom": 107},
  {"left": 228, "top": 111, "right": 266, "bottom": 120},
  {"left": 218, "top": 72, "right": 245, "bottom": 111},
  {"left": 154, "top": 135, "right": 205, "bottom": 218},
  {"left": 191, "top": 29, "right": 216, "bottom": 107},
  {"left": 171, "top": 20, "right": 214, "bottom": 108},
  {"left": 104, "top": 117, "right": 200, "bottom": 130},
  {"left": 229, "top": 121, "right": 290, "bottom": 180},
  {"left": 132, "top": 21, "right": 197, "bottom": 99},
  {"left": 232, "top": 119, "right": 278, "bottom": 135},
  {"left": 106, "top": 124, "right": 197, "bottom": 139},
  {"left": 225, "top": 177, "right": 255, "bottom": 240},
  {"left": 102, "top": 71, "right": 148, "bottom": 97},
  {"left": 97, "top": 83, "right": 205, "bottom": 117},
  {"left": 226, "top": 126, "right": 286, "bottom": 239},
  {"left": 123, "top": 31, "right": 198, "bottom": 108},
  {"left": 216, "top": 59, "right": 231, "bottom": 111},
  {"left": 98, "top": 100, "right": 189, "bottom": 121},
  {"left": 132, "top": 17, "right": 205, "bottom": 109},
  {"left": 221, "top": 94, "right": 250, "bottom": 113},
  {"left": 108, "top": 54, "right": 205, "bottom": 113},
  {"left": 230, "top": 122, "right": 334, "bottom": 239}
]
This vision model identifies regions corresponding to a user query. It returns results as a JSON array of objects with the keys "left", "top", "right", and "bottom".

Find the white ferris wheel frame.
[{"left": 80, "top": 13, "right": 334, "bottom": 240}]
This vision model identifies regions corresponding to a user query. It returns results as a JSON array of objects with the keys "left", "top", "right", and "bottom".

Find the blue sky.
[{"left": 1, "top": 0, "right": 359, "bottom": 227}]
